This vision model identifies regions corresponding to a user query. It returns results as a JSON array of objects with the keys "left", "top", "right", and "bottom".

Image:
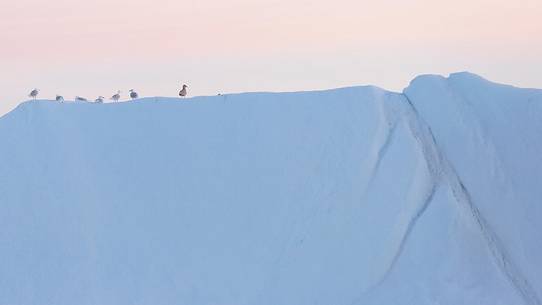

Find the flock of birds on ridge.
[{"left": 27, "top": 84, "right": 189, "bottom": 103}]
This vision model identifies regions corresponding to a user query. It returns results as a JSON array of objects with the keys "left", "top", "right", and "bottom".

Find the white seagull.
[
  {"left": 95, "top": 96, "right": 105, "bottom": 103},
  {"left": 56, "top": 95, "right": 64, "bottom": 102},
  {"left": 129, "top": 89, "right": 138, "bottom": 100},
  {"left": 29, "top": 88, "right": 39, "bottom": 100},
  {"left": 179, "top": 84, "right": 188, "bottom": 97},
  {"left": 111, "top": 90, "right": 121, "bottom": 102}
]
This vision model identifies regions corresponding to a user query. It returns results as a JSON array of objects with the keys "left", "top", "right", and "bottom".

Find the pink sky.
[{"left": 1, "top": 0, "right": 541, "bottom": 115}]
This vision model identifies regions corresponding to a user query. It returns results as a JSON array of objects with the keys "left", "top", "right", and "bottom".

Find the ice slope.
[{"left": 0, "top": 73, "right": 541, "bottom": 305}]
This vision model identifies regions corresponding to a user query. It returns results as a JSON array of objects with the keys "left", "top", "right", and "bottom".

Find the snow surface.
[{"left": 0, "top": 72, "right": 541, "bottom": 305}]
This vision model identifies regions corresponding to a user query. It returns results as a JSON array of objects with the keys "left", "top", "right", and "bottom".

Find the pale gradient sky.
[{"left": 1, "top": 0, "right": 541, "bottom": 115}]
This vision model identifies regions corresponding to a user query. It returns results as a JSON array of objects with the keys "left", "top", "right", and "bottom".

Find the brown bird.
[{"left": 179, "top": 84, "right": 188, "bottom": 97}]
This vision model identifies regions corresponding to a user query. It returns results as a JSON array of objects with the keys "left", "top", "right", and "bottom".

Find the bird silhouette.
[
  {"left": 179, "top": 84, "right": 188, "bottom": 97},
  {"left": 56, "top": 95, "right": 64, "bottom": 102},
  {"left": 28, "top": 88, "right": 39, "bottom": 100},
  {"left": 111, "top": 90, "right": 121, "bottom": 102},
  {"left": 95, "top": 96, "right": 105, "bottom": 103},
  {"left": 129, "top": 89, "right": 138, "bottom": 100}
]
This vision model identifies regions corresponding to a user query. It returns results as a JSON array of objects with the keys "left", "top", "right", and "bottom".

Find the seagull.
[
  {"left": 56, "top": 95, "right": 64, "bottom": 102},
  {"left": 29, "top": 88, "right": 39, "bottom": 100},
  {"left": 129, "top": 89, "right": 138, "bottom": 100},
  {"left": 111, "top": 90, "right": 121, "bottom": 102},
  {"left": 75, "top": 96, "right": 89, "bottom": 102},
  {"left": 179, "top": 84, "right": 188, "bottom": 97},
  {"left": 95, "top": 96, "right": 105, "bottom": 103}
]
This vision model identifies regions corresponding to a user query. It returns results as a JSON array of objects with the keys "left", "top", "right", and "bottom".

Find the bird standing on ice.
[
  {"left": 179, "top": 84, "right": 188, "bottom": 97},
  {"left": 129, "top": 89, "right": 138, "bottom": 100},
  {"left": 111, "top": 90, "right": 121, "bottom": 102},
  {"left": 95, "top": 96, "right": 105, "bottom": 103},
  {"left": 29, "top": 88, "right": 39, "bottom": 100},
  {"left": 56, "top": 95, "right": 64, "bottom": 102},
  {"left": 75, "top": 96, "right": 89, "bottom": 102}
]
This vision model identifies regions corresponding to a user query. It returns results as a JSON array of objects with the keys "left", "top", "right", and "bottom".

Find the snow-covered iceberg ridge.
[{"left": 1, "top": 72, "right": 541, "bottom": 305}]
